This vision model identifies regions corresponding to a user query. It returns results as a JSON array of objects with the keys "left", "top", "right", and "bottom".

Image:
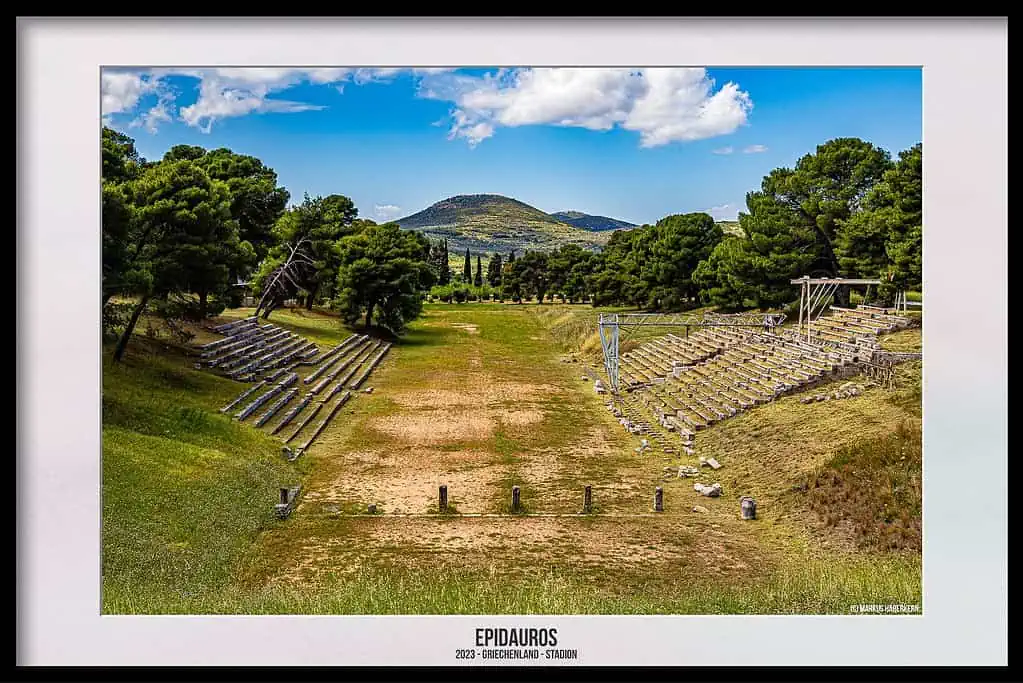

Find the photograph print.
[{"left": 101, "top": 65, "right": 923, "bottom": 616}]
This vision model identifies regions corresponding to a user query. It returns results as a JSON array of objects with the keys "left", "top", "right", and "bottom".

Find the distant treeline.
[
  {"left": 103, "top": 126, "right": 921, "bottom": 358},
  {"left": 437, "top": 137, "right": 921, "bottom": 311}
]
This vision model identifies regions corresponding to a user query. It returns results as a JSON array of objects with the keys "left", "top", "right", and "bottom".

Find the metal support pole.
[{"left": 798, "top": 280, "right": 806, "bottom": 338}]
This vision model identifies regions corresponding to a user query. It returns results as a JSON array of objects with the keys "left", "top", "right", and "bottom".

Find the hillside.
[
  {"left": 717, "top": 220, "right": 744, "bottom": 236},
  {"left": 395, "top": 194, "right": 614, "bottom": 256},
  {"left": 550, "top": 210, "right": 636, "bottom": 232}
]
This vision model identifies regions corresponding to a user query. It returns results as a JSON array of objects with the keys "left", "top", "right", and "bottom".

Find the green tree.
[
  {"left": 255, "top": 193, "right": 359, "bottom": 314},
  {"left": 334, "top": 223, "right": 436, "bottom": 333},
  {"left": 429, "top": 238, "right": 451, "bottom": 285},
  {"left": 474, "top": 255, "right": 484, "bottom": 287},
  {"left": 440, "top": 239, "right": 451, "bottom": 285},
  {"left": 548, "top": 244, "right": 596, "bottom": 303},
  {"left": 693, "top": 235, "right": 756, "bottom": 310},
  {"left": 565, "top": 250, "right": 598, "bottom": 303},
  {"left": 641, "top": 213, "right": 723, "bottom": 309},
  {"left": 102, "top": 126, "right": 143, "bottom": 184},
  {"left": 102, "top": 181, "right": 135, "bottom": 307},
  {"left": 162, "top": 144, "right": 207, "bottom": 162},
  {"left": 501, "top": 252, "right": 523, "bottom": 303},
  {"left": 695, "top": 137, "right": 893, "bottom": 309},
  {"left": 102, "top": 127, "right": 145, "bottom": 307},
  {"left": 839, "top": 143, "right": 922, "bottom": 301},
  {"left": 587, "top": 227, "right": 648, "bottom": 307},
  {"left": 163, "top": 146, "right": 291, "bottom": 275},
  {"left": 111, "top": 159, "right": 235, "bottom": 361},
  {"left": 486, "top": 252, "right": 503, "bottom": 288},
  {"left": 514, "top": 251, "right": 551, "bottom": 304},
  {"left": 463, "top": 248, "right": 472, "bottom": 282}
]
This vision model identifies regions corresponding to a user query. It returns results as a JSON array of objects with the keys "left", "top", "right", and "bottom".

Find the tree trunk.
[
  {"left": 305, "top": 284, "right": 318, "bottom": 311},
  {"left": 198, "top": 289, "right": 208, "bottom": 319},
  {"left": 262, "top": 297, "right": 279, "bottom": 320},
  {"left": 365, "top": 302, "right": 374, "bottom": 329},
  {"left": 113, "top": 295, "right": 150, "bottom": 362}
]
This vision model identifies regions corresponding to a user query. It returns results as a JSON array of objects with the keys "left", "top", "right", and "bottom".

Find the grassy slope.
[
  {"left": 104, "top": 303, "right": 921, "bottom": 614},
  {"left": 102, "top": 338, "right": 306, "bottom": 608}
]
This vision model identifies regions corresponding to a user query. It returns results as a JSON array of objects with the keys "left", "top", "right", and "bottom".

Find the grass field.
[{"left": 103, "top": 302, "right": 922, "bottom": 614}]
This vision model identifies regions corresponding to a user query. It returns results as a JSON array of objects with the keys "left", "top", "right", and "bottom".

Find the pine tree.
[
  {"left": 474, "top": 255, "right": 483, "bottom": 287},
  {"left": 463, "top": 248, "right": 472, "bottom": 283},
  {"left": 487, "top": 253, "right": 503, "bottom": 287}
]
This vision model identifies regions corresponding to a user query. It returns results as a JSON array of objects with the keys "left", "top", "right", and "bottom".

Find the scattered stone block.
[
  {"left": 707, "top": 457, "right": 722, "bottom": 470},
  {"left": 694, "top": 482, "right": 722, "bottom": 497},
  {"left": 364, "top": 387, "right": 374, "bottom": 394},
  {"left": 692, "top": 505, "right": 709, "bottom": 514}
]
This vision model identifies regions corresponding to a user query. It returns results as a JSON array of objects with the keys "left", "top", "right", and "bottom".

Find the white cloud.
[
  {"left": 704, "top": 203, "right": 740, "bottom": 221},
  {"left": 743, "top": 144, "right": 768, "bottom": 153},
  {"left": 130, "top": 90, "right": 175, "bottom": 134},
  {"left": 420, "top": 67, "right": 752, "bottom": 148},
  {"left": 101, "top": 71, "right": 162, "bottom": 120},
  {"left": 103, "top": 67, "right": 450, "bottom": 134},
  {"left": 101, "top": 67, "right": 751, "bottom": 144},
  {"left": 374, "top": 204, "right": 403, "bottom": 220},
  {"left": 712, "top": 146, "right": 734, "bottom": 155},
  {"left": 177, "top": 69, "right": 345, "bottom": 132}
]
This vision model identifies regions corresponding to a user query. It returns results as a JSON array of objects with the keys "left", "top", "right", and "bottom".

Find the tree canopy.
[
  {"left": 163, "top": 145, "right": 290, "bottom": 272},
  {"left": 108, "top": 158, "right": 237, "bottom": 359},
  {"left": 253, "top": 193, "right": 360, "bottom": 314},
  {"left": 334, "top": 223, "right": 436, "bottom": 333}
]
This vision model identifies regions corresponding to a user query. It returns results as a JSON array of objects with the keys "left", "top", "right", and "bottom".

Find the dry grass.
[
  {"left": 105, "top": 302, "right": 923, "bottom": 614},
  {"left": 788, "top": 421, "right": 922, "bottom": 552}
]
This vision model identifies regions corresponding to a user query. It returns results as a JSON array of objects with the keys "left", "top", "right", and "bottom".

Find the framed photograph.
[{"left": 17, "top": 16, "right": 1007, "bottom": 671}]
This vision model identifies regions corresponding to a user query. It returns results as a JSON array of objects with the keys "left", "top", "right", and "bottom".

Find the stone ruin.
[
  {"left": 607, "top": 305, "right": 915, "bottom": 471},
  {"left": 201, "top": 318, "right": 392, "bottom": 458}
]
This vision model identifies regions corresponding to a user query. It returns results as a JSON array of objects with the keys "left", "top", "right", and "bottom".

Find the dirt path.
[{"left": 242, "top": 305, "right": 781, "bottom": 589}]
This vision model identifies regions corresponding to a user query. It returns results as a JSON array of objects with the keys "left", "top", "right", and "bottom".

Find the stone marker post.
[
  {"left": 512, "top": 486, "right": 521, "bottom": 513},
  {"left": 439, "top": 485, "right": 448, "bottom": 513},
  {"left": 740, "top": 496, "right": 757, "bottom": 520},
  {"left": 583, "top": 485, "right": 592, "bottom": 514},
  {"left": 654, "top": 487, "right": 664, "bottom": 512}
]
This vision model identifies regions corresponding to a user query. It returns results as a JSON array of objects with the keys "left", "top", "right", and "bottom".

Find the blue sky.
[{"left": 102, "top": 67, "right": 921, "bottom": 225}]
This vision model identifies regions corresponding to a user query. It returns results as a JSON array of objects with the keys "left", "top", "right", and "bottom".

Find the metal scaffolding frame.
[
  {"left": 791, "top": 276, "right": 883, "bottom": 343},
  {"left": 597, "top": 311, "right": 786, "bottom": 394}
]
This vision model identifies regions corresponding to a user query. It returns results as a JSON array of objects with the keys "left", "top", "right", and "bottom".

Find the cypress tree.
[
  {"left": 439, "top": 239, "right": 450, "bottom": 285},
  {"left": 463, "top": 248, "right": 472, "bottom": 283},
  {"left": 474, "top": 255, "right": 483, "bottom": 286}
]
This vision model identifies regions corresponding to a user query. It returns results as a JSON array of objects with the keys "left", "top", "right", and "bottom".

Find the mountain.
[
  {"left": 716, "top": 220, "right": 745, "bottom": 237},
  {"left": 394, "top": 194, "right": 618, "bottom": 256},
  {"left": 550, "top": 211, "right": 636, "bottom": 232}
]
